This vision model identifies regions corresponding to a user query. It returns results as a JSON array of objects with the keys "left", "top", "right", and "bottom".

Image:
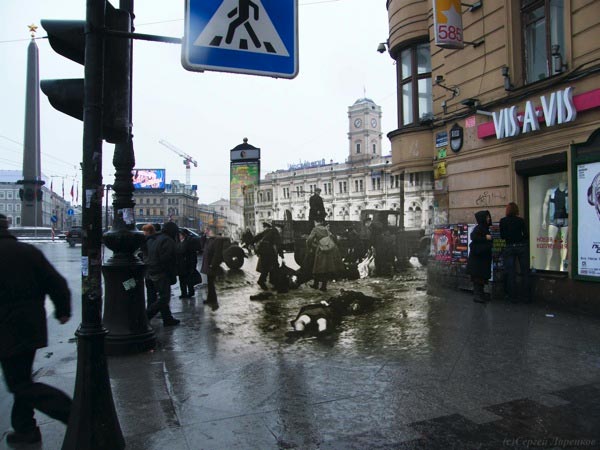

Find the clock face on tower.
[
  {"left": 354, "top": 118, "right": 362, "bottom": 128},
  {"left": 371, "top": 118, "right": 377, "bottom": 128}
]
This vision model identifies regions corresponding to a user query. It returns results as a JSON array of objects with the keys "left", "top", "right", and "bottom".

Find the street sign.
[
  {"left": 51, "top": 215, "right": 58, "bottom": 223},
  {"left": 67, "top": 208, "right": 75, "bottom": 216},
  {"left": 182, "top": 0, "right": 298, "bottom": 78}
]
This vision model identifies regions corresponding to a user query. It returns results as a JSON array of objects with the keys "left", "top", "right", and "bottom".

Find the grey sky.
[{"left": 0, "top": 0, "right": 396, "bottom": 203}]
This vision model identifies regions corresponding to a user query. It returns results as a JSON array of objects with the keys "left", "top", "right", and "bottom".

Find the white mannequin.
[{"left": 541, "top": 174, "right": 568, "bottom": 271}]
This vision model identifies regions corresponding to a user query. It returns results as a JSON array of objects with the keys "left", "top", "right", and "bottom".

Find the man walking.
[
  {"left": 0, "top": 214, "right": 72, "bottom": 445},
  {"left": 145, "top": 221, "right": 180, "bottom": 326}
]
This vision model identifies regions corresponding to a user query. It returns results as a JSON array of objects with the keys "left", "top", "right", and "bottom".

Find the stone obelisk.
[{"left": 18, "top": 24, "right": 45, "bottom": 226}]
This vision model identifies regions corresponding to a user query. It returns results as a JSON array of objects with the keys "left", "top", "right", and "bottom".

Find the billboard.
[
  {"left": 230, "top": 162, "right": 260, "bottom": 211},
  {"left": 132, "top": 169, "right": 166, "bottom": 190}
]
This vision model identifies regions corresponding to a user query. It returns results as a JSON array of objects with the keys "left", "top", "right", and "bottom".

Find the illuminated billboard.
[
  {"left": 132, "top": 169, "right": 166, "bottom": 190},
  {"left": 230, "top": 162, "right": 260, "bottom": 211}
]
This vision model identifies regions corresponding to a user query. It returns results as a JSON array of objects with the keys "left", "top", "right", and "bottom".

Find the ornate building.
[
  {"left": 383, "top": 0, "right": 600, "bottom": 309},
  {"left": 253, "top": 98, "right": 434, "bottom": 232}
]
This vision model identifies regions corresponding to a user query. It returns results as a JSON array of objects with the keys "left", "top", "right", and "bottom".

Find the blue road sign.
[
  {"left": 182, "top": 0, "right": 298, "bottom": 78},
  {"left": 51, "top": 215, "right": 58, "bottom": 223},
  {"left": 67, "top": 209, "right": 74, "bottom": 216}
]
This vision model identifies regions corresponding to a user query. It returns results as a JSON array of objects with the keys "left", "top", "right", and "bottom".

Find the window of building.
[
  {"left": 397, "top": 42, "right": 432, "bottom": 127},
  {"left": 153, "top": 198, "right": 157, "bottom": 204},
  {"left": 0, "top": 191, "right": 5, "bottom": 199},
  {"left": 15, "top": 216, "right": 20, "bottom": 225},
  {"left": 258, "top": 192, "right": 263, "bottom": 202},
  {"left": 0, "top": 204, "right": 5, "bottom": 212},
  {"left": 324, "top": 182, "right": 332, "bottom": 195},
  {"left": 139, "top": 208, "right": 144, "bottom": 215},
  {"left": 356, "top": 142, "right": 361, "bottom": 154},
  {"left": 7, "top": 204, "right": 13, "bottom": 212},
  {"left": 372, "top": 143, "right": 377, "bottom": 154},
  {"left": 354, "top": 179, "right": 364, "bottom": 192},
  {"left": 7, "top": 191, "right": 13, "bottom": 199},
  {"left": 267, "top": 191, "right": 272, "bottom": 201},
  {"left": 522, "top": 0, "right": 565, "bottom": 83},
  {"left": 338, "top": 181, "right": 347, "bottom": 194},
  {"left": 15, "top": 204, "right": 20, "bottom": 212},
  {"left": 371, "top": 177, "right": 381, "bottom": 190}
]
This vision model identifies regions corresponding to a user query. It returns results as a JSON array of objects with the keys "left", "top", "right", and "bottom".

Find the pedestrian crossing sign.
[{"left": 182, "top": 0, "right": 298, "bottom": 78}]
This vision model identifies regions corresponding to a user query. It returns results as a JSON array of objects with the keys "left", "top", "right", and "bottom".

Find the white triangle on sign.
[{"left": 193, "top": 0, "right": 289, "bottom": 56}]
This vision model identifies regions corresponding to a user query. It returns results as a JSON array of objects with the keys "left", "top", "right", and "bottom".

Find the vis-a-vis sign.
[
  {"left": 433, "top": 0, "right": 464, "bottom": 49},
  {"left": 478, "top": 87, "right": 600, "bottom": 140}
]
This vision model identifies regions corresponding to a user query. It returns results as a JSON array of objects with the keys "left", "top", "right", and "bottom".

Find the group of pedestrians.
[
  {"left": 140, "top": 222, "right": 221, "bottom": 326},
  {"left": 467, "top": 202, "right": 530, "bottom": 304}
]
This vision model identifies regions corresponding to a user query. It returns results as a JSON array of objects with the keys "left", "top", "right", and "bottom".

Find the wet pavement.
[{"left": 2, "top": 243, "right": 600, "bottom": 449}]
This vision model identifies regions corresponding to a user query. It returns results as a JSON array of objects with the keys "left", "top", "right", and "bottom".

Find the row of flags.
[{"left": 50, "top": 179, "right": 78, "bottom": 203}]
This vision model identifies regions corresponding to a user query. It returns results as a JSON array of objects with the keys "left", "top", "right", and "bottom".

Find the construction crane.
[{"left": 158, "top": 139, "right": 198, "bottom": 186}]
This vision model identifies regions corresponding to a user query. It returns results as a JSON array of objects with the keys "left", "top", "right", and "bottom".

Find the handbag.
[
  {"left": 191, "top": 268, "right": 202, "bottom": 285},
  {"left": 318, "top": 234, "right": 336, "bottom": 252}
]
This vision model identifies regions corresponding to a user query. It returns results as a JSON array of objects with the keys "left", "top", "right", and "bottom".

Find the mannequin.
[{"left": 541, "top": 174, "right": 568, "bottom": 271}]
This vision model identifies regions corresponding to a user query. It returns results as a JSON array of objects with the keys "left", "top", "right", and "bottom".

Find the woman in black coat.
[{"left": 467, "top": 210, "right": 493, "bottom": 303}]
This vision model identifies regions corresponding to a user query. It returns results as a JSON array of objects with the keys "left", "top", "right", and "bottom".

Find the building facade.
[
  {"left": 384, "top": 0, "right": 600, "bottom": 310},
  {"left": 133, "top": 180, "right": 199, "bottom": 229},
  {"left": 254, "top": 98, "right": 435, "bottom": 232},
  {"left": 0, "top": 170, "right": 75, "bottom": 230}
]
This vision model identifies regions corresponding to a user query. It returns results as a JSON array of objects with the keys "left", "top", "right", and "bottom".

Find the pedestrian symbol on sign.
[{"left": 193, "top": 0, "right": 290, "bottom": 56}]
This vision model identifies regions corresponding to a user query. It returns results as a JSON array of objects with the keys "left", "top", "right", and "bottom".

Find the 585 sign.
[{"left": 433, "top": 0, "right": 465, "bottom": 49}]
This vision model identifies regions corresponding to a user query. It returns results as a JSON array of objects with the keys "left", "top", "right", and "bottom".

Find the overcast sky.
[{"left": 0, "top": 0, "right": 397, "bottom": 204}]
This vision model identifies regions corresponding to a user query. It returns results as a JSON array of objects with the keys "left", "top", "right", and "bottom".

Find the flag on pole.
[
  {"left": 62, "top": 179, "right": 65, "bottom": 198},
  {"left": 70, "top": 183, "right": 74, "bottom": 202},
  {"left": 76, "top": 181, "right": 79, "bottom": 203},
  {"left": 50, "top": 179, "right": 53, "bottom": 193}
]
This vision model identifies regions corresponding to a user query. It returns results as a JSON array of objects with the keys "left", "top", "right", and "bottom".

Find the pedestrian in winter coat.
[
  {"left": 241, "top": 228, "right": 254, "bottom": 255},
  {"left": 145, "top": 221, "right": 180, "bottom": 326},
  {"left": 200, "top": 227, "right": 222, "bottom": 305},
  {"left": 0, "top": 214, "right": 72, "bottom": 445},
  {"left": 252, "top": 221, "right": 283, "bottom": 290},
  {"left": 306, "top": 219, "right": 345, "bottom": 291},
  {"left": 177, "top": 229, "right": 199, "bottom": 298},
  {"left": 467, "top": 210, "right": 494, "bottom": 303}
]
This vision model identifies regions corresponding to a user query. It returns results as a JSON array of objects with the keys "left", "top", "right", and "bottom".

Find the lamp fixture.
[
  {"left": 551, "top": 44, "right": 567, "bottom": 73},
  {"left": 435, "top": 75, "right": 459, "bottom": 98},
  {"left": 501, "top": 66, "right": 514, "bottom": 91},
  {"left": 460, "top": 98, "right": 480, "bottom": 108}
]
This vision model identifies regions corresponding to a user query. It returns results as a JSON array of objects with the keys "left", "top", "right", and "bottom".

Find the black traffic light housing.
[{"left": 40, "top": 3, "right": 131, "bottom": 143}]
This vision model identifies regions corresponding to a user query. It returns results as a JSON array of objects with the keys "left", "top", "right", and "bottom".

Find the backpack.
[{"left": 318, "top": 235, "right": 335, "bottom": 252}]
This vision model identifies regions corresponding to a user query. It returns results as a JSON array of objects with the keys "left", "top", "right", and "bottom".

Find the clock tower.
[{"left": 348, "top": 97, "right": 382, "bottom": 163}]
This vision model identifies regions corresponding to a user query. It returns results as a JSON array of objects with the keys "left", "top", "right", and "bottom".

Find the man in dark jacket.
[
  {"left": 177, "top": 229, "right": 199, "bottom": 299},
  {"left": 145, "top": 221, "right": 180, "bottom": 326},
  {"left": 0, "top": 214, "right": 72, "bottom": 445},
  {"left": 200, "top": 226, "right": 222, "bottom": 305}
]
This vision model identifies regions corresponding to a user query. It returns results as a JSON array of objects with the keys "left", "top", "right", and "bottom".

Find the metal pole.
[{"left": 62, "top": 1, "right": 124, "bottom": 448}]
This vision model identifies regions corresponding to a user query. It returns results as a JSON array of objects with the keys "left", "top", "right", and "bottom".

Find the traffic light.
[{"left": 40, "top": 3, "right": 131, "bottom": 143}]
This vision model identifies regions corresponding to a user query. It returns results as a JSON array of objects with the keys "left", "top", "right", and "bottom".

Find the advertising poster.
[
  {"left": 577, "top": 161, "right": 600, "bottom": 278},
  {"left": 132, "top": 169, "right": 166, "bottom": 190},
  {"left": 451, "top": 224, "right": 469, "bottom": 264},
  {"left": 230, "top": 162, "right": 260, "bottom": 211},
  {"left": 433, "top": 227, "right": 453, "bottom": 262}
]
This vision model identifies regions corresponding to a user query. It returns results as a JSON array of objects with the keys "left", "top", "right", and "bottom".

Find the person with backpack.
[{"left": 306, "top": 219, "right": 344, "bottom": 291}]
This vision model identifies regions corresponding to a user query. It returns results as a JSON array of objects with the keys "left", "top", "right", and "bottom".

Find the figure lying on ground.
[{"left": 289, "top": 289, "right": 380, "bottom": 335}]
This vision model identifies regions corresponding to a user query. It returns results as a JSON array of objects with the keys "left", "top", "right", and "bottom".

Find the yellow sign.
[{"left": 433, "top": 0, "right": 464, "bottom": 49}]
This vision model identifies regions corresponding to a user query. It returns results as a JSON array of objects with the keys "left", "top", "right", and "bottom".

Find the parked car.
[{"left": 65, "top": 226, "right": 83, "bottom": 247}]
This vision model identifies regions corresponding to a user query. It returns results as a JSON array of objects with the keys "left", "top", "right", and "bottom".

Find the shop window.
[
  {"left": 397, "top": 42, "right": 432, "bottom": 127},
  {"left": 528, "top": 171, "right": 568, "bottom": 272},
  {"left": 522, "top": 0, "right": 565, "bottom": 83}
]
